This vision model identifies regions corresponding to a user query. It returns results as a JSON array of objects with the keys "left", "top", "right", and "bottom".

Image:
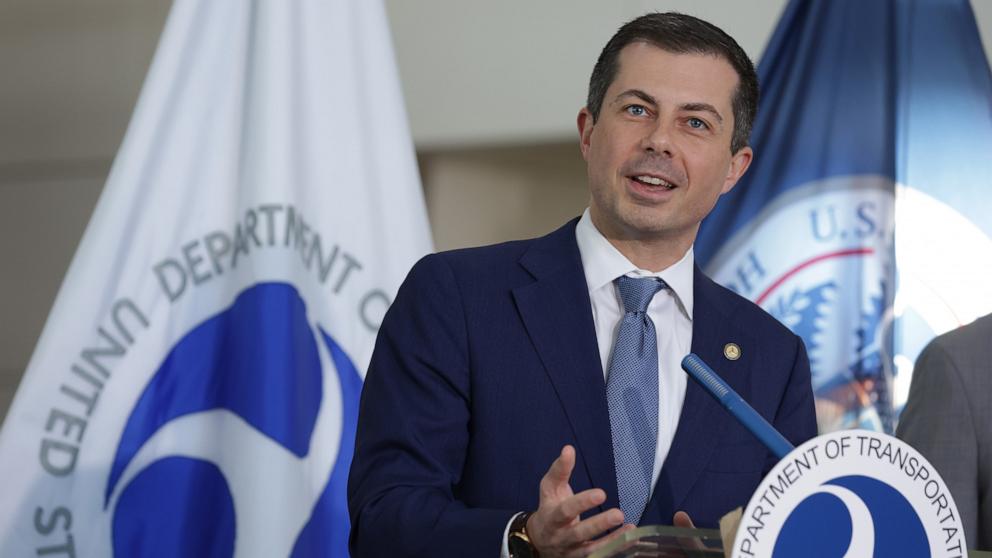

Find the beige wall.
[
  {"left": 389, "top": 0, "right": 790, "bottom": 148},
  {"left": 423, "top": 143, "right": 589, "bottom": 251},
  {"left": 0, "top": 0, "right": 168, "bottom": 420},
  {"left": 0, "top": 0, "right": 170, "bottom": 417},
  {"left": 0, "top": 176, "right": 104, "bottom": 418}
]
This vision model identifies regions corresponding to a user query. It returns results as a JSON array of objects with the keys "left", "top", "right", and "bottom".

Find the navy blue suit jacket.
[{"left": 348, "top": 219, "right": 816, "bottom": 557}]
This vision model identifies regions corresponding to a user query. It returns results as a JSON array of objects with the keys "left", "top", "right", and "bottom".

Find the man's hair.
[{"left": 586, "top": 12, "right": 759, "bottom": 154}]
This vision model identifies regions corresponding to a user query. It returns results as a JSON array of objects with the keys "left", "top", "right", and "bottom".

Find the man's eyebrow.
[
  {"left": 680, "top": 102, "right": 724, "bottom": 124},
  {"left": 612, "top": 89, "right": 658, "bottom": 107}
]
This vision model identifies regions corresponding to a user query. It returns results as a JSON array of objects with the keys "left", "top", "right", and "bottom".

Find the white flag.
[{"left": 0, "top": 0, "right": 431, "bottom": 556}]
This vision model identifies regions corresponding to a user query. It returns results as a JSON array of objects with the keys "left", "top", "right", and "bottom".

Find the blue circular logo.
[{"left": 105, "top": 283, "right": 360, "bottom": 557}]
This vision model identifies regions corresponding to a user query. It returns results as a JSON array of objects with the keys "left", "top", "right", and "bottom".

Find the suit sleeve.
[
  {"left": 348, "top": 254, "right": 516, "bottom": 557},
  {"left": 768, "top": 335, "right": 818, "bottom": 472},
  {"left": 896, "top": 340, "right": 979, "bottom": 548}
]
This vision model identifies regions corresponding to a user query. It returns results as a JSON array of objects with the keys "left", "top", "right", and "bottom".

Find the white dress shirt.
[
  {"left": 575, "top": 208, "right": 693, "bottom": 489},
  {"left": 501, "top": 209, "right": 694, "bottom": 556}
]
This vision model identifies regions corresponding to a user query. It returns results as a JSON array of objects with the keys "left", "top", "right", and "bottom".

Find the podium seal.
[{"left": 733, "top": 430, "right": 966, "bottom": 557}]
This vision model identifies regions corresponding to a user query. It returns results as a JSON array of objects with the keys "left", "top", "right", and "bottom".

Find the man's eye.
[
  {"left": 626, "top": 105, "right": 647, "bottom": 117},
  {"left": 688, "top": 117, "right": 708, "bottom": 129}
]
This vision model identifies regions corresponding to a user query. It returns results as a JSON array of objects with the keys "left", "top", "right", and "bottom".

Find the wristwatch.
[{"left": 507, "top": 511, "right": 539, "bottom": 558}]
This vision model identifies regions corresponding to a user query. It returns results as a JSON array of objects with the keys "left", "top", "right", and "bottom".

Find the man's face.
[{"left": 578, "top": 42, "right": 752, "bottom": 248}]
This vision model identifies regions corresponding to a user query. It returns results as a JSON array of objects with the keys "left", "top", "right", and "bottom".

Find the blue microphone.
[{"left": 681, "top": 353, "right": 794, "bottom": 460}]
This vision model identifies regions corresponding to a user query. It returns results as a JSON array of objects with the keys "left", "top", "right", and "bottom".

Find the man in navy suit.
[{"left": 349, "top": 12, "right": 816, "bottom": 558}]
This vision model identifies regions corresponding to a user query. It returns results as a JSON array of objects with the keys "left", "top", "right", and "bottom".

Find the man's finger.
[
  {"left": 568, "top": 523, "right": 637, "bottom": 558},
  {"left": 548, "top": 445, "right": 576, "bottom": 483},
  {"left": 541, "top": 445, "right": 576, "bottom": 496},
  {"left": 558, "top": 507, "right": 624, "bottom": 546},
  {"left": 548, "top": 488, "right": 607, "bottom": 527}
]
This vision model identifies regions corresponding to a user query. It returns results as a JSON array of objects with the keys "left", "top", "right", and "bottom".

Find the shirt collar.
[{"left": 575, "top": 208, "right": 694, "bottom": 319}]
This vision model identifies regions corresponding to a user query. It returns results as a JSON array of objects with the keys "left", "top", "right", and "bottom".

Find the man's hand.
[{"left": 526, "top": 445, "right": 634, "bottom": 558}]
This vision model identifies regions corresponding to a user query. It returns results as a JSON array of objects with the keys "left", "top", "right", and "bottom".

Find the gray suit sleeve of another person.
[{"left": 896, "top": 315, "right": 992, "bottom": 551}]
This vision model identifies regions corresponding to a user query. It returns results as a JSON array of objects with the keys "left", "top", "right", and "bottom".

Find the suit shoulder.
[
  {"left": 927, "top": 312, "right": 992, "bottom": 354},
  {"left": 417, "top": 218, "right": 582, "bottom": 286},
  {"left": 435, "top": 238, "right": 536, "bottom": 272},
  {"left": 399, "top": 237, "right": 539, "bottom": 296},
  {"left": 914, "top": 313, "right": 991, "bottom": 392}
]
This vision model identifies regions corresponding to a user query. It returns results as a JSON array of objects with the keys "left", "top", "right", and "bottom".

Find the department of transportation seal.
[{"left": 733, "top": 430, "right": 966, "bottom": 557}]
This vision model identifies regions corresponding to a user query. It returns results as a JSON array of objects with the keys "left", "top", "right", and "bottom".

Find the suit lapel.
[
  {"left": 647, "top": 267, "right": 753, "bottom": 520},
  {"left": 511, "top": 220, "right": 619, "bottom": 511}
]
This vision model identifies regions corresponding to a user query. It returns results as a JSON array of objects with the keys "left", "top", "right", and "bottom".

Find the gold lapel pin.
[{"left": 724, "top": 343, "right": 741, "bottom": 361}]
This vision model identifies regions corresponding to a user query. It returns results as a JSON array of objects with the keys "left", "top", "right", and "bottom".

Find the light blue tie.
[{"left": 607, "top": 275, "right": 666, "bottom": 525}]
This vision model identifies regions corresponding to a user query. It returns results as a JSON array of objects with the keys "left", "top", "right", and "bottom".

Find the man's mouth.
[{"left": 631, "top": 175, "right": 676, "bottom": 190}]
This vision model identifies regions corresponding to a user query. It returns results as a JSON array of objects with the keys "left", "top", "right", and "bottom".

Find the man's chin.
[
  {"left": 617, "top": 211, "right": 675, "bottom": 237},
  {"left": 619, "top": 213, "right": 700, "bottom": 246},
  {"left": 591, "top": 204, "right": 690, "bottom": 241}
]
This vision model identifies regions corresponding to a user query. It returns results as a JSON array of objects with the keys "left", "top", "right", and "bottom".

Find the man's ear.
[
  {"left": 721, "top": 145, "right": 753, "bottom": 194},
  {"left": 577, "top": 108, "right": 594, "bottom": 160}
]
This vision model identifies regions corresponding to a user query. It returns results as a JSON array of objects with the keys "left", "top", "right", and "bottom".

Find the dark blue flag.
[{"left": 697, "top": 0, "right": 992, "bottom": 434}]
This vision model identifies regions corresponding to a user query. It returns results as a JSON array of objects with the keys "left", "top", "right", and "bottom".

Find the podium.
[{"left": 589, "top": 525, "right": 992, "bottom": 558}]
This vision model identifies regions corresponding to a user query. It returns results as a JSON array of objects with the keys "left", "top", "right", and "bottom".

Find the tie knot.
[{"left": 615, "top": 275, "right": 667, "bottom": 314}]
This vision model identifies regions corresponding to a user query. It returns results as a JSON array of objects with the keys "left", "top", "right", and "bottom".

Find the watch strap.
[{"left": 507, "top": 511, "right": 539, "bottom": 558}]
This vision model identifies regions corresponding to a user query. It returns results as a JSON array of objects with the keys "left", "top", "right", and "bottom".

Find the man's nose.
[{"left": 639, "top": 120, "right": 675, "bottom": 156}]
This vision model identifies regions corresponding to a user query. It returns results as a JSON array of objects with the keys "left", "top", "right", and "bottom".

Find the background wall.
[{"left": 2, "top": 0, "right": 991, "bottom": 420}]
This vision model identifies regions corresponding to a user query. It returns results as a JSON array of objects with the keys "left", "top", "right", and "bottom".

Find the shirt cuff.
[{"left": 501, "top": 511, "right": 524, "bottom": 558}]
